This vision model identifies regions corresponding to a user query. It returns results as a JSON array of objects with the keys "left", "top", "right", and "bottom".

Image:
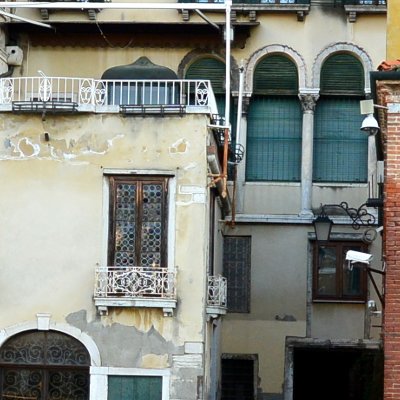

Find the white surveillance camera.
[{"left": 346, "top": 250, "right": 373, "bottom": 264}]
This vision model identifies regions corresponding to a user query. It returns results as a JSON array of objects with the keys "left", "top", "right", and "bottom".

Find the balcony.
[
  {"left": 178, "top": 0, "right": 310, "bottom": 21},
  {"left": 0, "top": 76, "right": 218, "bottom": 117},
  {"left": 206, "top": 275, "right": 227, "bottom": 318},
  {"left": 94, "top": 266, "right": 177, "bottom": 316},
  {"left": 342, "top": 0, "right": 386, "bottom": 22},
  {"left": 31, "top": 0, "right": 106, "bottom": 20}
]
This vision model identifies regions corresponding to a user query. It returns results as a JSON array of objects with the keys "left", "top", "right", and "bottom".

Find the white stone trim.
[
  {"left": 312, "top": 42, "right": 373, "bottom": 94},
  {"left": 244, "top": 44, "right": 307, "bottom": 94},
  {"left": 102, "top": 168, "right": 176, "bottom": 176},
  {"left": 90, "top": 366, "right": 171, "bottom": 400},
  {"left": 0, "top": 319, "right": 101, "bottom": 367}
]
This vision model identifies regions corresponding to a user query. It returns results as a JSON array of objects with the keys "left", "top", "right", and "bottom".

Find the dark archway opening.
[{"left": 293, "top": 346, "right": 383, "bottom": 400}]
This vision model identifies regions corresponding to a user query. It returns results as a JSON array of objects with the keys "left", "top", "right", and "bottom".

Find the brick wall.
[{"left": 384, "top": 107, "right": 400, "bottom": 400}]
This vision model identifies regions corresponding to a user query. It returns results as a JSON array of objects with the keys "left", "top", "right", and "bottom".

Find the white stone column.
[{"left": 298, "top": 92, "right": 319, "bottom": 217}]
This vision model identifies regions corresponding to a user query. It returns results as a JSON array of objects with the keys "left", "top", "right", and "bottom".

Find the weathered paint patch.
[
  {"left": 66, "top": 310, "right": 183, "bottom": 367},
  {"left": 169, "top": 138, "right": 189, "bottom": 154},
  {"left": 140, "top": 353, "right": 169, "bottom": 368}
]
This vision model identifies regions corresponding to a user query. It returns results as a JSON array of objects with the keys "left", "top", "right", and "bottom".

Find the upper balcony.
[
  {"left": 206, "top": 275, "right": 227, "bottom": 318},
  {"left": 178, "top": 0, "right": 311, "bottom": 21},
  {"left": 0, "top": 75, "right": 218, "bottom": 117},
  {"left": 94, "top": 266, "right": 177, "bottom": 316},
  {"left": 342, "top": 0, "right": 387, "bottom": 22}
]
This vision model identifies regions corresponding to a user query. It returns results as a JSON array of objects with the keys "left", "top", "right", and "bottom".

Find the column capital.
[{"left": 298, "top": 93, "right": 319, "bottom": 112}]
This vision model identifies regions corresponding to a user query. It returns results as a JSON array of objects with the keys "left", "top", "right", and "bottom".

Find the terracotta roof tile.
[{"left": 378, "top": 60, "right": 400, "bottom": 71}]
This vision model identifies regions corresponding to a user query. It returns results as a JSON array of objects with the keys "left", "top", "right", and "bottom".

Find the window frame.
[
  {"left": 107, "top": 175, "right": 169, "bottom": 269},
  {"left": 103, "top": 169, "right": 176, "bottom": 273},
  {"left": 223, "top": 236, "right": 251, "bottom": 313},
  {"left": 312, "top": 240, "right": 368, "bottom": 303}
]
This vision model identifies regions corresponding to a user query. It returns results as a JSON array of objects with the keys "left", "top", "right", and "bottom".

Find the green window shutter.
[
  {"left": 108, "top": 376, "right": 162, "bottom": 400},
  {"left": 246, "top": 96, "right": 302, "bottom": 181},
  {"left": 185, "top": 57, "right": 225, "bottom": 94},
  {"left": 320, "top": 53, "right": 364, "bottom": 95},
  {"left": 313, "top": 97, "right": 367, "bottom": 183},
  {"left": 254, "top": 55, "right": 298, "bottom": 95}
]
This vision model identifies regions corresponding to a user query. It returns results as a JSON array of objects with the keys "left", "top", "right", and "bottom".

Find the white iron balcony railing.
[
  {"left": 0, "top": 76, "right": 218, "bottom": 115},
  {"left": 94, "top": 266, "right": 177, "bottom": 316},
  {"left": 207, "top": 275, "right": 227, "bottom": 317}
]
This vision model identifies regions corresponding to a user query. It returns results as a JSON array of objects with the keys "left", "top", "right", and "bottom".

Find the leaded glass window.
[
  {"left": 0, "top": 331, "right": 90, "bottom": 400},
  {"left": 108, "top": 176, "right": 168, "bottom": 268}
]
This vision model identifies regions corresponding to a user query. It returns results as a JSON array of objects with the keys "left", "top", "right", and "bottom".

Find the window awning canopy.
[{"left": 101, "top": 56, "right": 178, "bottom": 80}]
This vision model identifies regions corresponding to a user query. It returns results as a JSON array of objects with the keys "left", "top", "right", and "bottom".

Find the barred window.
[{"left": 223, "top": 236, "right": 251, "bottom": 313}]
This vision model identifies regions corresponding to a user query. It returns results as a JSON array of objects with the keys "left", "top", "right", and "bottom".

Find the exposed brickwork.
[{"left": 384, "top": 109, "right": 400, "bottom": 400}]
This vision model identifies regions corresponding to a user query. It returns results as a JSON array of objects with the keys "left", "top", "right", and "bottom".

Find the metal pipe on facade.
[
  {"left": 236, "top": 65, "right": 244, "bottom": 145},
  {"left": 224, "top": 0, "right": 232, "bottom": 133},
  {"left": 0, "top": 2, "right": 227, "bottom": 10}
]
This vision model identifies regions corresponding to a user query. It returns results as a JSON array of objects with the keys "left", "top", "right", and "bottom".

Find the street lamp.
[
  {"left": 312, "top": 211, "right": 333, "bottom": 243},
  {"left": 313, "top": 201, "right": 381, "bottom": 242}
]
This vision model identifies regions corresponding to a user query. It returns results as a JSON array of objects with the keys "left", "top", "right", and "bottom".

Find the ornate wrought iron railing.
[
  {"left": 0, "top": 75, "right": 218, "bottom": 114},
  {"left": 94, "top": 266, "right": 176, "bottom": 299},
  {"left": 343, "top": 0, "right": 386, "bottom": 4},
  {"left": 207, "top": 275, "right": 227, "bottom": 308}
]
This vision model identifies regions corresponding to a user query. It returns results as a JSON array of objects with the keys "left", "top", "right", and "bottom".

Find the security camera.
[
  {"left": 345, "top": 250, "right": 373, "bottom": 265},
  {"left": 367, "top": 300, "right": 377, "bottom": 312},
  {"left": 360, "top": 114, "right": 380, "bottom": 136}
]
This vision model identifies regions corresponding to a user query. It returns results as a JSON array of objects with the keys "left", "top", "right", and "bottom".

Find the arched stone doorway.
[{"left": 0, "top": 330, "right": 91, "bottom": 399}]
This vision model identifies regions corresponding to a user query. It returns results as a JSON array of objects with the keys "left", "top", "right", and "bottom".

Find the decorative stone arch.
[
  {"left": 312, "top": 42, "right": 373, "bottom": 94},
  {"left": 177, "top": 49, "right": 240, "bottom": 92},
  {"left": 0, "top": 316, "right": 101, "bottom": 367},
  {"left": 245, "top": 44, "right": 307, "bottom": 94}
]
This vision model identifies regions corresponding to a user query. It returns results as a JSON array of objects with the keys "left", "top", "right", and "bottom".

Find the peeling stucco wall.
[{"left": 0, "top": 113, "right": 211, "bottom": 388}]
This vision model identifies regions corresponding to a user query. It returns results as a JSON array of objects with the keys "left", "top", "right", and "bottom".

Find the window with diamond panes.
[
  {"left": 108, "top": 176, "right": 168, "bottom": 268},
  {"left": 0, "top": 331, "right": 90, "bottom": 400}
]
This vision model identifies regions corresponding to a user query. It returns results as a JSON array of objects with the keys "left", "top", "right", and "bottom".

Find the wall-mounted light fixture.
[
  {"left": 313, "top": 200, "right": 382, "bottom": 243},
  {"left": 359, "top": 99, "right": 388, "bottom": 136}
]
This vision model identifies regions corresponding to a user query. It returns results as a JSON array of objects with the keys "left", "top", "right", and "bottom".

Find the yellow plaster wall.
[
  {"left": 0, "top": 113, "right": 210, "bottom": 348},
  {"left": 388, "top": 1, "right": 400, "bottom": 60}
]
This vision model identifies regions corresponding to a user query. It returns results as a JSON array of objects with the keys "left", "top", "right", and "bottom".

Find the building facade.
[{"left": 0, "top": 0, "right": 387, "bottom": 399}]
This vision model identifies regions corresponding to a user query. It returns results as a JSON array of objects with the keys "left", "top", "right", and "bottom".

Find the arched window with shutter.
[
  {"left": 185, "top": 56, "right": 226, "bottom": 115},
  {"left": 313, "top": 53, "right": 367, "bottom": 183},
  {"left": 246, "top": 54, "right": 302, "bottom": 181}
]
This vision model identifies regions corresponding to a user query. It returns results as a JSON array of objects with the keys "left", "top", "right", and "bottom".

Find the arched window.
[
  {"left": 313, "top": 53, "right": 367, "bottom": 183},
  {"left": 0, "top": 330, "right": 90, "bottom": 400},
  {"left": 246, "top": 55, "right": 302, "bottom": 181},
  {"left": 185, "top": 56, "right": 226, "bottom": 115}
]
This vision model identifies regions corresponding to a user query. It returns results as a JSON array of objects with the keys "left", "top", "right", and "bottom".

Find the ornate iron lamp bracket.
[{"left": 321, "top": 201, "right": 377, "bottom": 230}]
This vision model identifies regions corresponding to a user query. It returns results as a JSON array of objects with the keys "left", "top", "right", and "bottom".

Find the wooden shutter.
[
  {"left": 254, "top": 54, "right": 298, "bottom": 95},
  {"left": 320, "top": 53, "right": 364, "bottom": 95},
  {"left": 108, "top": 376, "right": 162, "bottom": 400},
  {"left": 313, "top": 97, "right": 367, "bottom": 183},
  {"left": 185, "top": 57, "right": 225, "bottom": 94},
  {"left": 246, "top": 96, "right": 302, "bottom": 181}
]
